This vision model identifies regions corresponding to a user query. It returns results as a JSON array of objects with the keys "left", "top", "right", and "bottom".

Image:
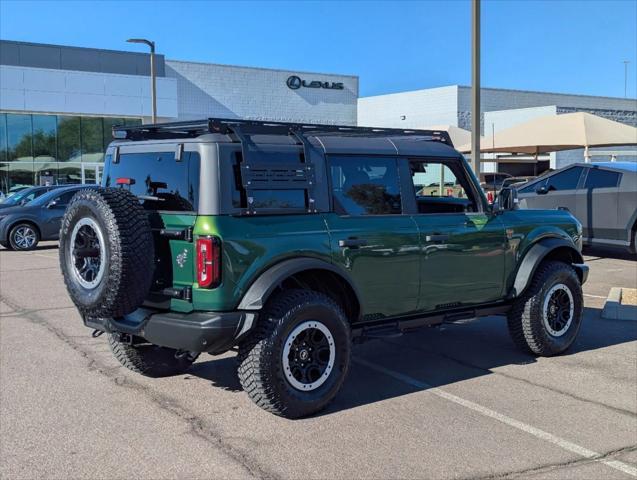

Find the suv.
[{"left": 59, "top": 118, "right": 588, "bottom": 418}]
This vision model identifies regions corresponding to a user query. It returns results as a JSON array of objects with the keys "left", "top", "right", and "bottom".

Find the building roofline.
[
  {"left": 0, "top": 39, "right": 159, "bottom": 59},
  {"left": 360, "top": 84, "right": 637, "bottom": 103},
  {"left": 165, "top": 58, "right": 358, "bottom": 80}
]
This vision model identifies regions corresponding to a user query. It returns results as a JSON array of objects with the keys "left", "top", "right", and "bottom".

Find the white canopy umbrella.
[
  {"left": 457, "top": 112, "right": 637, "bottom": 161},
  {"left": 423, "top": 125, "right": 474, "bottom": 148}
]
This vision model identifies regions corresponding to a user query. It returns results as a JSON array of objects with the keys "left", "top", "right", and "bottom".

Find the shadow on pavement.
[
  {"left": 183, "top": 306, "right": 637, "bottom": 416},
  {"left": 583, "top": 245, "right": 636, "bottom": 261}
]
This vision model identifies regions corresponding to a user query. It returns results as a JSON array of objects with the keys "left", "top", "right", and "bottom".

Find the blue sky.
[{"left": 1, "top": 0, "right": 636, "bottom": 98}]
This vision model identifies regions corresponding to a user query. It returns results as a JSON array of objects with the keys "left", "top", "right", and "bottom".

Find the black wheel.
[
  {"left": 59, "top": 188, "right": 154, "bottom": 318},
  {"left": 108, "top": 334, "right": 198, "bottom": 377},
  {"left": 238, "top": 289, "right": 351, "bottom": 419},
  {"left": 9, "top": 223, "right": 39, "bottom": 250},
  {"left": 508, "top": 261, "right": 583, "bottom": 356},
  {"left": 0, "top": 240, "right": 13, "bottom": 250}
]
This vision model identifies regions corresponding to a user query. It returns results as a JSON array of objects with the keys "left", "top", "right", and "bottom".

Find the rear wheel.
[
  {"left": 9, "top": 223, "right": 39, "bottom": 250},
  {"left": 238, "top": 290, "right": 351, "bottom": 419},
  {"left": 108, "top": 334, "right": 198, "bottom": 377},
  {"left": 508, "top": 261, "right": 583, "bottom": 356}
]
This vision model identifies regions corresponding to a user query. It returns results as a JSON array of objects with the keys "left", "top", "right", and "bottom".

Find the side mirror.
[
  {"left": 46, "top": 200, "right": 58, "bottom": 209},
  {"left": 493, "top": 187, "right": 519, "bottom": 213}
]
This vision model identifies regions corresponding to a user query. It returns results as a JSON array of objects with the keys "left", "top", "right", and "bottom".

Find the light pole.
[
  {"left": 624, "top": 60, "right": 630, "bottom": 98},
  {"left": 127, "top": 38, "right": 157, "bottom": 123},
  {"left": 471, "top": 0, "right": 481, "bottom": 174}
]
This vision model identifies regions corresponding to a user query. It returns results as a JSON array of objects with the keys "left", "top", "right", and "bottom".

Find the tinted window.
[
  {"left": 330, "top": 156, "right": 401, "bottom": 215},
  {"left": 546, "top": 167, "right": 584, "bottom": 191},
  {"left": 104, "top": 151, "right": 200, "bottom": 211},
  {"left": 584, "top": 169, "right": 621, "bottom": 189}
]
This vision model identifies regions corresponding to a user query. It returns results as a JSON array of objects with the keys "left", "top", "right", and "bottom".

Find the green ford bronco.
[{"left": 59, "top": 118, "right": 588, "bottom": 418}]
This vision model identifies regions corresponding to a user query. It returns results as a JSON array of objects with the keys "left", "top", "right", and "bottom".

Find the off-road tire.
[
  {"left": 108, "top": 334, "right": 197, "bottom": 377},
  {"left": 59, "top": 188, "right": 154, "bottom": 318},
  {"left": 507, "top": 261, "right": 583, "bottom": 356},
  {"left": 9, "top": 223, "right": 39, "bottom": 250},
  {"left": 0, "top": 240, "right": 13, "bottom": 250},
  {"left": 238, "top": 289, "right": 351, "bottom": 419}
]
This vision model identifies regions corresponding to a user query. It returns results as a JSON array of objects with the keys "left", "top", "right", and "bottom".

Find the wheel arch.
[
  {"left": 237, "top": 257, "right": 362, "bottom": 322},
  {"left": 511, "top": 237, "right": 585, "bottom": 298},
  {"left": 8, "top": 219, "right": 41, "bottom": 240}
]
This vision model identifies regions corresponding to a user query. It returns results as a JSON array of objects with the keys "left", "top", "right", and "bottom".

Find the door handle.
[
  {"left": 425, "top": 234, "right": 449, "bottom": 243},
  {"left": 339, "top": 238, "right": 368, "bottom": 248}
]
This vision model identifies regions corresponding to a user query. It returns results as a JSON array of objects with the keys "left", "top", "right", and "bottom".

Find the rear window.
[
  {"left": 583, "top": 169, "right": 621, "bottom": 189},
  {"left": 104, "top": 151, "right": 200, "bottom": 211}
]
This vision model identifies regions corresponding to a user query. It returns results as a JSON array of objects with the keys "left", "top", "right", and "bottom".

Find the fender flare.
[
  {"left": 512, "top": 237, "right": 585, "bottom": 297},
  {"left": 237, "top": 257, "right": 362, "bottom": 312}
]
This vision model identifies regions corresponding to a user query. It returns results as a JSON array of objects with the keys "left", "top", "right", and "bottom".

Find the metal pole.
[
  {"left": 624, "top": 60, "right": 630, "bottom": 98},
  {"left": 150, "top": 42, "right": 157, "bottom": 123},
  {"left": 471, "top": 0, "right": 481, "bottom": 174}
]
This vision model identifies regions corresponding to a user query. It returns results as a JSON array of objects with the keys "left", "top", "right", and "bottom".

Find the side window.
[
  {"left": 56, "top": 190, "right": 78, "bottom": 206},
  {"left": 410, "top": 159, "right": 477, "bottom": 214},
  {"left": 584, "top": 169, "right": 621, "bottom": 189},
  {"left": 329, "top": 156, "right": 402, "bottom": 215},
  {"left": 546, "top": 167, "right": 584, "bottom": 191}
]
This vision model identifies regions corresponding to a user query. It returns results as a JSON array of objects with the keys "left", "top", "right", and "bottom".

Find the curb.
[{"left": 601, "top": 287, "right": 637, "bottom": 321}]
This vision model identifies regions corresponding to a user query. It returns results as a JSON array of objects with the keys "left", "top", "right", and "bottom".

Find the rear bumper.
[{"left": 85, "top": 308, "right": 257, "bottom": 354}]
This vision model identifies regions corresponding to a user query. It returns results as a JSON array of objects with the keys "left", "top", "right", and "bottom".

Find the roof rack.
[{"left": 112, "top": 117, "right": 454, "bottom": 146}]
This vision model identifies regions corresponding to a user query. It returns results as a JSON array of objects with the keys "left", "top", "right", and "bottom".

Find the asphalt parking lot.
[{"left": 1, "top": 243, "right": 636, "bottom": 479}]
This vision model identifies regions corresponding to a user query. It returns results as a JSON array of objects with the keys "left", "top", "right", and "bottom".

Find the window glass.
[
  {"left": 34, "top": 163, "right": 58, "bottom": 186},
  {"left": 330, "top": 156, "right": 402, "bottom": 215},
  {"left": 58, "top": 116, "right": 81, "bottom": 162},
  {"left": 55, "top": 189, "right": 80, "bottom": 205},
  {"left": 584, "top": 169, "right": 621, "bottom": 189},
  {"left": 409, "top": 160, "right": 476, "bottom": 214},
  {"left": 250, "top": 190, "right": 306, "bottom": 209},
  {"left": 6, "top": 114, "right": 33, "bottom": 162},
  {"left": 81, "top": 117, "right": 104, "bottom": 163},
  {"left": 546, "top": 167, "right": 584, "bottom": 191},
  {"left": 58, "top": 163, "right": 82, "bottom": 185},
  {"left": 32, "top": 115, "right": 57, "bottom": 162},
  {"left": 102, "top": 118, "right": 125, "bottom": 150},
  {"left": 7, "top": 162, "right": 34, "bottom": 188},
  {"left": 104, "top": 151, "right": 200, "bottom": 211},
  {"left": 0, "top": 114, "right": 7, "bottom": 163}
]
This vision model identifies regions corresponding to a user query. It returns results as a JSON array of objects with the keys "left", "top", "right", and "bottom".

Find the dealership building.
[
  {"left": 0, "top": 40, "right": 357, "bottom": 192},
  {"left": 359, "top": 85, "right": 637, "bottom": 174},
  {"left": 1, "top": 39, "right": 635, "bottom": 191}
]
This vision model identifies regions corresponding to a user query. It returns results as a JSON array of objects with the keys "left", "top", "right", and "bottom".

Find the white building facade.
[{"left": 0, "top": 40, "right": 357, "bottom": 192}]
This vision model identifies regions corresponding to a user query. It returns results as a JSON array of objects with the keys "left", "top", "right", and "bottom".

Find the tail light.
[{"left": 196, "top": 236, "right": 221, "bottom": 288}]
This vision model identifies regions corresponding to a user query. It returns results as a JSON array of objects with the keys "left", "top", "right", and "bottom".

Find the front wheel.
[
  {"left": 238, "top": 290, "right": 351, "bottom": 419},
  {"left": 9, "top": 223, "right": 39, "bottom": 250},
  {"left": 508, "top": 261, "right": 583, "bottom": 356}
]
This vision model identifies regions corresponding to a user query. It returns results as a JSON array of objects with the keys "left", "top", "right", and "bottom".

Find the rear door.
[
  {"left": 578, "top": 166, "right": 622, "bottom": 244},
  {"left": 103, "top": 144, "right": 200, "bottom": 311},
  {"left": 324, "top": 155, "right": 421, "bottom": 320}
]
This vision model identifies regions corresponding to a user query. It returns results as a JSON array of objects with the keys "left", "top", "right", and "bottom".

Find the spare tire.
[{"left": 59, "top": 188, "right": 154, "bottom": 318}]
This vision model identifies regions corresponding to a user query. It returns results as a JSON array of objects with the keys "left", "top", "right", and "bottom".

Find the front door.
[
  {"left": 325, "top": 155, "right": 420, "bottom": 320},
  {"left": 407, "top": 158, "right": 506, "bottom": 311}
]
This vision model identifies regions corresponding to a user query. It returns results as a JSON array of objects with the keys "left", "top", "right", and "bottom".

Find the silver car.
[{"left": 517, "top": 162, "right": 637, "bottom": 253}]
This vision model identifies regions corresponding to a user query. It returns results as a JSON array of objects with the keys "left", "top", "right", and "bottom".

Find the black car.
[
  {"left": 0, "top": 185, "right": 97, "bottom": 250},
  {"left": 0, "top": 185, "right": 62, "bottom": 210}
]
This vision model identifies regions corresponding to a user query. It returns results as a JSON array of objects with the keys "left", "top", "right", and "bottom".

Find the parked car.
[
  {"left": 502, "top": 176, "right": 536, "bottom": 189},
  {"left": 0, "top": 185, "right": 63, "bottom": 210},
  {"left": 57, "top": 118, "right": 588, "bottom": 419},
  {"left": 0, "top": 185, "right": 97, "bottom": 250},
  {"left": 517, "top": 162, "right": 637, "bottom": 253}
]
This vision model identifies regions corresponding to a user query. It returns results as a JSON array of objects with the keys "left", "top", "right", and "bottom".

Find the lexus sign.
[{"left": 286, "top": 75, "right": 344, "bottom": 91}]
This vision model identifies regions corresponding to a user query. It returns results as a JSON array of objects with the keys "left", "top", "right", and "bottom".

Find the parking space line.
[{"left": 354, "top": 358, "right": 637, "bottom": 478}]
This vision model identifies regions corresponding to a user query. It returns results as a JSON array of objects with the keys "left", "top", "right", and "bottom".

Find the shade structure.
[{"left": 457, "top": 112, "right": 637, "bottom": 155}]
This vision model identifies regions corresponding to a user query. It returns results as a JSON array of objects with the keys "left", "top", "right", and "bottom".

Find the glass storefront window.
[
  {"left": 81, "top": 117, "right": 104, "bottom": 163},
  {"left": 32, "top": 115, "right": 57, "bottom": 162},
  {"left": 58, "top": 116, "right": 81, "bottom": 162},
  {"left": 6, "top": 114, "right": 33, "bottom": 162},
  {"left": 0, "top": 114, "right": 141, "bottom": 193},
  {"left": 0, "top": 114, "right": 7, "bottom": 162}
]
